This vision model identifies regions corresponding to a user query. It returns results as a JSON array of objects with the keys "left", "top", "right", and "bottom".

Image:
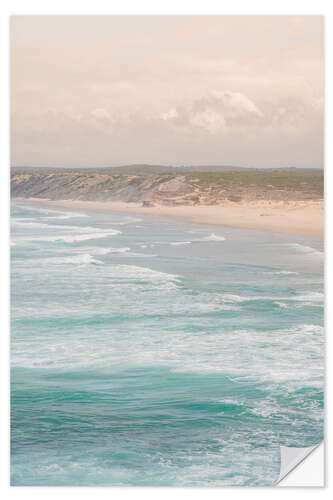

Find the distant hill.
[
  {"left": 11, "top": 164, "right": 248, "bottom": 175},
  {"left": 11, "top": 164, "right": 321, "bottom": 176}
]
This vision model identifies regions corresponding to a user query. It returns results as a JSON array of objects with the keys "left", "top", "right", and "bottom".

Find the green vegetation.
[{"left": 182, "top": 169, "right": 324, "bottom": 199}]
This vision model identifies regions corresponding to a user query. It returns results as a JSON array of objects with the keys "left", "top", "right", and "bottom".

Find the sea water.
[{"left": 10, "top": 200, "right": 324, "bottom": 486}]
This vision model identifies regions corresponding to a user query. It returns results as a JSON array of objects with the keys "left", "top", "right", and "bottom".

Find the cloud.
[
  {"left": 160, "top": 108, "right": 178, "bottom": 121},
  {"left": 10, "top": 16, "right": 323, "bottom": 167},
  {"left": 160, "top": 90, "right": 264, "bottom": 134}
]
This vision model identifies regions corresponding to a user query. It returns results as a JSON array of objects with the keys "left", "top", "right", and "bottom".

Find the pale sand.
[{"left": 22, "top": 198, "right": 324, "bottom": 236}]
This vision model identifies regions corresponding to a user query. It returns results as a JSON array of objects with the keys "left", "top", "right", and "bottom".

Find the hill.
[{"left": 11, "top": 167, "right": 324, "bottom": 206}]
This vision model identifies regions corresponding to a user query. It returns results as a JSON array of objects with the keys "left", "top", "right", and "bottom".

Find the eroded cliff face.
[
  {"left": 11, "top": 172, "right": 197, "bottom": 205},
  {"left": 11, "top": 169, "right": 324, "bottom": 206}
]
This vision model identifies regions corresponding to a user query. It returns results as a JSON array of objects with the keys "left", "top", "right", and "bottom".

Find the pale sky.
[{"left": 11, "top": 16, "right": 324, "bottom": 168}]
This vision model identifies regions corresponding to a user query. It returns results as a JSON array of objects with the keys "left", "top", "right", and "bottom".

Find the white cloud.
[
  {"left": 160, "top": 90, "right": 264, "bottom": 135},
  {"left": 160, "top": 108, "right": 178, "bottom": 121},
  {"left": 209, "top": 90, "right": 264, "bottom": 118},
  {"left": 189, "top": 109, "right": 227, "bottom": 134},
  {"left": 10, "top": 16, "right": 323, "bottom": 167}
]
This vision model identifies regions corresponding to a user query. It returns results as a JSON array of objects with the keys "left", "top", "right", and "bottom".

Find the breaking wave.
[
  {"left": 34, "top": 253, "right": 103, "bottom": 266},
  {"left": 109, "top": 264, "right": 180, "bottom": 283},
  {"left": 280, "top": 243, "right": 323, "bottom": 257},
  {"left": 15, "top": 229, "right": 121, "bottom": 244},
  {"left": 169, "top": 241, "right": 192, "bottom": 246},
  {"left": 201, "top": 233, "right": 226, "bottom": 242}
]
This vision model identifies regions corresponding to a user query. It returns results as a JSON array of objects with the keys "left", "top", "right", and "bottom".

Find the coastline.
[{"left": 14, "top": 197, "right": 324, "bottom": 237}]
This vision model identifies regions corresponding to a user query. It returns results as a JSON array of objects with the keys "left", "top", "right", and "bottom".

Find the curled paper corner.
[{"left": 276, "top": 442, "right": 324, "bottom": 486}]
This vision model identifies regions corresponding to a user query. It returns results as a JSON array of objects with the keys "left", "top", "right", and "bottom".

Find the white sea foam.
[
  {"left": 76, "top": 247, "right": 110, "bottom": 256},
  {"left": 51, "top": 211, "right": 88, "bottom": 220},
  {"left": 58, "top": 231, "right": 121, "bottom": 243},
  {"left": 11, "top": 218, "right": 108, "bottom": 233},
  {"left": 110, "top": 264, "right": 180, "bottom": 283},
  {"left": 17, "top": 229, "right": 121, "bottom": 244},
  {"left": 80, "top": 246, "right": 130, "bottom": 256},
  {"left": 169, "top": 241, "right": 192, "bottom": 246},
  {"left": 218, "top": 291, "right": 324, "bottom": 305},
  {"left": 167, "top": 234, "right": 225, "bottom": 246},
  {"left": 11, "top": 219, "right": 54, "bottom": 229},
  {"left": 292, "top": 291, "right": 324, "bottom": 303},
  {"left": 273, "top": 301, "right": 288, "bottom": 308},
  {"left": 18, "top": 206, "right": 88, "bottom": 219},
  {"left": 201, "top": 233, "right": 226, "bottom": 242},
  {"left": 36, "top": 253, "right": 103, "bottom": 266},
  {"left": 272, "top": 270, "right": 298, "bottom": 275},
  {"left": 288, "top": 243, "right": 318, "bottom": 253},
  {"left": 293, "top": 324, "right": 323, "bottom": 335},
  {"left": 263, "top": 269, "right": 299, "bottom": 276},
  {"left": 281, "top": 243, "right": 323, "bottom": 257},
  {"left": 125, "top": 252, "right": 158, "bottom": 258},
  {"left": 167, "top": 323, "right": 324, "bottom": 384},
  {"left": 11, "top": 336, "right": 114, "bottom": 369},
  {"left": 84, "top": 247, "right": 155, "bottom": 258},
  {"left": 219, "top": 294, "right": 247, "bottom": 303},
  {"left": 14, "top": 318, "right": 322, "bottom": 382}
]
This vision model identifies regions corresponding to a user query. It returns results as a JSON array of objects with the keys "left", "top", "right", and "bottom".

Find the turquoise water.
[{"left": 11, "top": 200, "right": 324, "bottom": 486}]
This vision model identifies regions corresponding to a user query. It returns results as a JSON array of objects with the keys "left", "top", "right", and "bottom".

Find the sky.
[{"left": 11, "top": 16, "right": 324, "bottom": 168}]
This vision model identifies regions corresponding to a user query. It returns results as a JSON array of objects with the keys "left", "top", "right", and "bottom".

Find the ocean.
[{"left": 10, "top": 200, "right": 324, "bottom": 486}]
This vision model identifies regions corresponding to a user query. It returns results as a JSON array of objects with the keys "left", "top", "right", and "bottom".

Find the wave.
[
  {"left": 167, "top": 234, "right": 225, "bottom": 246},
  {"left": 82, "top": 246, "right": 130, "bottom": 256},
  {"left": 262, "top": 269, "right": 299, "bottom": 276},
  {"left": 292, "top": 324, "right": 323, "bottom": 335},
  {"left": 110, "top": 264, "right": 180, "bottom": 283},
  {"left": 292, "top": 291, "right": 324, "bottom": 303},
  {"left": 280, "top": 243, "right": 323, "bottom": 257},
  {"left": 16, "top": 246, "right": 133, "bottom": 264},
  {"left": 53, "top": 231, "right": 121, "bottom": 243},
  {"left": 201, "top": 233, "right": 226, "bottom": 242},
  {"left": 109, "top": 247, "right": 130, "bottom": 253},
  {"left": 34, "top": 253, "right": 103, "bottom": 266},
  {"left": 15, "top": 229, "right": 121, "bottom": 244},
  {"left": 125, "top": 252, "right": 157, "bottom": 258},
  {"left": 84, "top": 246, "right": 156, "bottom": 257},
  {"left": 11, "top": 218, "right": 108, "bottom": 234},
  {"left": 271, "top": 270, "right": 298, "bottom": 276},
  {"left": 217, "top": 291, "right": 324, "bottom": 305},
  {"left": 17, "top": 205, "right": 88, "bottom": 220},
  {"left": 51, "top": 212, "right": 88, "bottom": 220},
  {"left": 273, "top": 301, "right": 289, "bottom": 308},
  {"left": 169, "top": 241, "right": 192, "bottom": 246},
  {"left": 11, "top": 219, "right": 55, "bottom": 229},
  {"left": 12, "top": 220, "right": 86, "bottom": 231}
]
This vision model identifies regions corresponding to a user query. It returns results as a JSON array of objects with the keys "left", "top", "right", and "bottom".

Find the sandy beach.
[{"left": 22, "top": 198, "right": 324, "bottom": 236}]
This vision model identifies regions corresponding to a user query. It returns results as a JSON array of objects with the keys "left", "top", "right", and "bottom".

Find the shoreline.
[{"left": 13, "top": 197, "right": 324, "bottom": 237}]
